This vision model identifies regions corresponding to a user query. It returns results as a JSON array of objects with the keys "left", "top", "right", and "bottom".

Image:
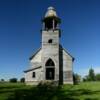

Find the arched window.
[
  {"left": 45, "top": 59, "right": 55, "bottom": 66},
  {"left": 48, "top": 39, "right": 53, "bottom": 43}
]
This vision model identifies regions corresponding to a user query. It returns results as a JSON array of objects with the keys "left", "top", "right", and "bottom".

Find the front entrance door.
[
  {"left": 45, "top": 58, "right": 55, "bottom": 80},
  {"left": 46, "top": 68, "right": 54, "bottom": 80}
]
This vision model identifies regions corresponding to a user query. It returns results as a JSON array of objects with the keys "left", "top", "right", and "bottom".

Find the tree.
[
  {"left": 88, "top": 68, "right": 95, "bottom": 81},
  {"left": 1, "top": 79, "right": 5, "bottom": 82},
  {"left": 9, "top": 78, "right": 17, "bottom": 83},
  {"left": 20, "top": 77, "right": 25, "bottom": 83}
]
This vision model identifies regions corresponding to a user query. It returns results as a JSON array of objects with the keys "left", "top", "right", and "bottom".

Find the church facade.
[{"left": 24, "top": 7, "right": 74, "bottom": 85}]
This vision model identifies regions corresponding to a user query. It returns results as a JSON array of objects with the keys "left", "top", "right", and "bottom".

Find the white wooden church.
[{"left": 24, "top": 7, "right": 74, "bottom": 85}]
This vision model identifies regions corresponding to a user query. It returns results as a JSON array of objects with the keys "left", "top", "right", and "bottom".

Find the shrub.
[
  {"left": 20, "top": 77, "right": 25, "bottom": 83},
  {"left": 95, "top": 74, "right": 100, "bottom": 81},
  {"left": 9, "top": 78, "right": 17, "bottom": 83},
  {"left": 73, "top": 73, "right": 81, "bottom": 84}
]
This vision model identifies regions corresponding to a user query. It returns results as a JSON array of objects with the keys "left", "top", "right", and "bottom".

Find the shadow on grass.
[
  {"left": 0, "top": 84, "right": 26, "bottom": 94},
  {"left": 7, "top": 84, "right": 100, "bottom": 100}
]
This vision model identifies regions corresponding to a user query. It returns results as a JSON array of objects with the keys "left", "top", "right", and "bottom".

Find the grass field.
[{"left": 0, "top": 82, "right": 100, "bottom": 100}]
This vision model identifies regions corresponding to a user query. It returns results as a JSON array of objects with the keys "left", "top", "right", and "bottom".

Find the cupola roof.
[{"left": 45, "top": 7, "right": 58, "bottom": 18}]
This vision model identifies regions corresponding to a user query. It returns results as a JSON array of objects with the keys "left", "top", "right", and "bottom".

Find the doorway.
[{"left": 45, "top": 59, "right": 55, "bottom": 80}]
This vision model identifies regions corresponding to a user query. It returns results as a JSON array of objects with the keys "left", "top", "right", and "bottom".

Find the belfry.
[{"left": 24, "top": 7, "right": 74, "bottom": 85}]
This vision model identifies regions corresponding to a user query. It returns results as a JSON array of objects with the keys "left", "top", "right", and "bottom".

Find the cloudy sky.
[{"left": 0, "top": 0, "right": 100, "bottom": 80}]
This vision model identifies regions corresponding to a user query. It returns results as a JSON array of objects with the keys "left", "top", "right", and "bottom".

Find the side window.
[
  {"left": 48, "top": 39, "right": 53, "bottom": 43},
  {"left": 32, "top": 72, "right": 35, "bottom": 78}
]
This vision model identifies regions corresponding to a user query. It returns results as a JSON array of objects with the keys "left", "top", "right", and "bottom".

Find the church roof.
[
  {"left": 24, "top": 66, "right": 42, "bottom": 73},
  {"left": 59, "top": 44, "right": 75, "bottom": 61},
  {"left": 45, "top": 7, "right": 58, "bottom": 18},
  {"left": 29, "top": 46, "right": 74, "bottom": 62},
  {"left": 29, "top": 48, "right": 41, "bottom": 60}
]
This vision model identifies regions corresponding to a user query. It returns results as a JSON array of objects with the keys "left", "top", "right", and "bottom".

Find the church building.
[{"left": 24, "top": 7, "right": 74, "bottom": 85}]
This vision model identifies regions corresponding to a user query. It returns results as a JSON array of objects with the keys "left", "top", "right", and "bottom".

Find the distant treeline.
[
  {"left": 73, "top": 68, "right": 100, "bottom": 84},
  {"left": 0, "top": 77, "right": 25, "bottom": 83}
]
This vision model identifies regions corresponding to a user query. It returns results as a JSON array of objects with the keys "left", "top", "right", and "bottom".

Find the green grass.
[{"left": 0, "top": 82, "right": 100, "bottom": 100}]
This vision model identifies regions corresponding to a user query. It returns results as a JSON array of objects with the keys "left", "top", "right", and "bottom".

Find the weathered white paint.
[
  {"left": 30, "top": 50, "right": 42, "bottom": 63},
  {"left": 25, "top": 67, "right": 42, "bottom": 85},
  {"left": 24, "top": 7, "right": 74, "bottom": 85}
]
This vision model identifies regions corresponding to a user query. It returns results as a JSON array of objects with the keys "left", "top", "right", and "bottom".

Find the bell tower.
[
  {"left": 42, "top": 7, "right": 61, "bottom": 31},
  {"left": 41, "top": 7, "right": 61, "bottom": 83}
]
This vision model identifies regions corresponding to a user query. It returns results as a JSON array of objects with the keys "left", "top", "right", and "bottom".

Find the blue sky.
[{"left": 0, "top": 0, "right": 100, "bottom": 80}]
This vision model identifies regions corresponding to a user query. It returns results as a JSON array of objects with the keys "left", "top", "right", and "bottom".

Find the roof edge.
[
  {"left": 60, "top": 44, "right": 75, "bottom": 61},
  {"left": 29, "top": 48, "right": 41, "bottom": 60},
  {"left": 24, "top": 66, "right": 42, "bottom": 73}
]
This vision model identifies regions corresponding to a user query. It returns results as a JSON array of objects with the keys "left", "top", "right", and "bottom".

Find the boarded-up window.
[{"left": 64, "top": 71, "right": 72, "bottom": 80}]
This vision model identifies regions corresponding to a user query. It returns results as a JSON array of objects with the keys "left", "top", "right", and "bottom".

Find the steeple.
[{"left": 42, "top": 6, "right": 61, "bottom": 30}]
